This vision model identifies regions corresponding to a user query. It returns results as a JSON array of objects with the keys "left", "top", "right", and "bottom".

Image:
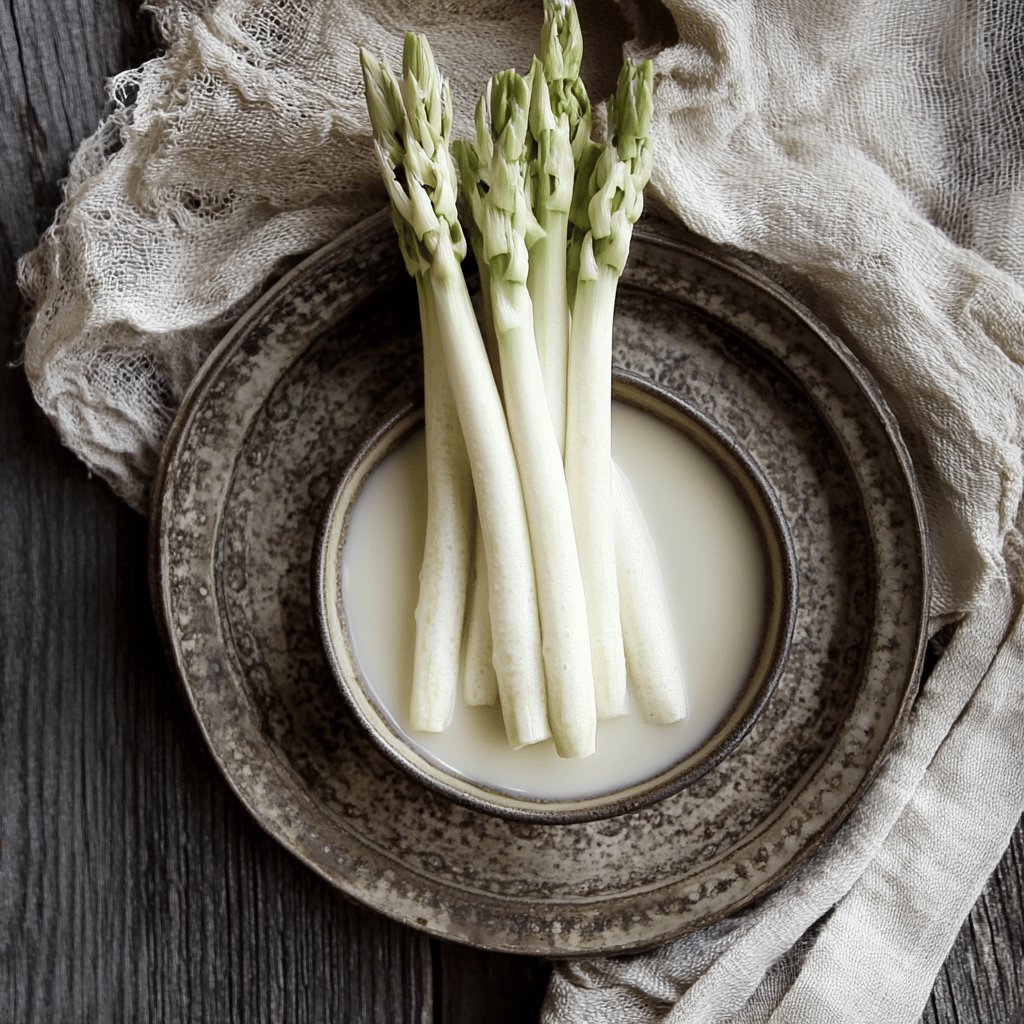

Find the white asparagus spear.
[
  {"left": 461, "top": 262, "right": 500, "bottom": 707},
  {"left": 408, "top": 283, "right": 473, "bottom": 729},
  {"left": 456, "top": 69, "right": 596, "bottom": 758},
  {"left": 361, "top": 35, "right": 550, "bottom": 748},
  {"left": 564, "top": 58, "right": 655, "bottom": 718},
  {"left": 612, "top": 464, "right": 687, "bottom": 723},
  {"left": 462, "top": 528, "right": 497, "bottom": 706}
]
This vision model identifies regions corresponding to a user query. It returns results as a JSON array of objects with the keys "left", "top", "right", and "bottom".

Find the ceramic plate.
[{"left": 151, "top": 210, "right": 928, "bottom": 956}]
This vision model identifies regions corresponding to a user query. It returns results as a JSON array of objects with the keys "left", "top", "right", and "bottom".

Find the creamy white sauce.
[{"left": 340, "top": 402, "right": 767, "bottom": 800}]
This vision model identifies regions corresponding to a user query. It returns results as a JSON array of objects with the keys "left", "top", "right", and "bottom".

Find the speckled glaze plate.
[{"left": 151, "top": 209, "right": 928, "bottom": 956}]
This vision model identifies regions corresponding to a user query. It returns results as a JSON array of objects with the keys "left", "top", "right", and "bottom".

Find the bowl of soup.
[{"left": 314, "top": 370, "right": 798, "bottom": 823}]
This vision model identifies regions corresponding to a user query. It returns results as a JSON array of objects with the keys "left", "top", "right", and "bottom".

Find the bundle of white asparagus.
[{"left": 360, "top": 0, "right": 686, "bottom": 759}]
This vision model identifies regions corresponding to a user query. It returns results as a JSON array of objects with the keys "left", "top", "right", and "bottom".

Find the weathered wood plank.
[
  {"left": 0, "top": 2, "right": 1020, "bottom": 1023},
  {"left": 922, "top": 827, "right": 1024, "bottom": 1024},
  {"left": 0, "top": 4, "right": 432, "bottom": 1024},
  {"left": 0, "top": 0, "right": 154, "bottom": 257},
  {"left": 435, "top": 941, "right": 552, "bottom": 1024},
  {"left": 0, "top": 472, "right": 434, "bottom": 1024}
]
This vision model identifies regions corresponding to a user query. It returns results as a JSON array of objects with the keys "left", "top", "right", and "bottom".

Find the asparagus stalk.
[
  {"left": 361, "top": 35, "right": 550, "bottom": 748},
  {"left": 456, "top": 69, "right": 596, "bottom": 759},
  {"left": 452, "top": 133, "right": 501, "bottom": 708},
  {"left": 407, "top": 279, "right": 473, "bottom": 730},
  {"left": 534, "top": 8, "right": 685, "bottom": 725},
  {"left": 526, "top": 58, "right": 573, "bottom": 452},
  {"left": 526, "top": 0, "right": 593, "bottom": 453},
  {"left": 600, "top": 64, "right": 685, "bottom": 721},
  {"left": 461, "top": 529, "right": 497, "bottom": 706},
  {"left": 539, "top": 0, "right": 593, "bottom": 162},
  {"left": 612, "top": 468, "right": 687, "bottom": 723},
  {"left": 361, "top": 42, "right": 471, "bottom": 732},
  {"left": 564, "top": 59, "right": 655, "bottom": 720}
]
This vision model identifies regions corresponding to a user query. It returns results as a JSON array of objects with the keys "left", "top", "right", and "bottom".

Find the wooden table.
[{"left": 1, "top": 3, "right": 1020, "bottom": 1020}]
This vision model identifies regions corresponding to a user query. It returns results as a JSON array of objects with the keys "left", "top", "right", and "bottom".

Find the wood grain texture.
[
  {"left": 0, "top": 2, "right": 1020, "bottom": 1023},
  {"left": 922, "top": 833, "right": 1024, "bottom": 1024},
  {"left": 434, "top": 942, "right": 551, "bottom": 1024}
]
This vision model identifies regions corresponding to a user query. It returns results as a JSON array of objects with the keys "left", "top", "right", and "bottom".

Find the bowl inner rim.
[{"left": 315, "top": 369, "right": 798, "bottom": 823}]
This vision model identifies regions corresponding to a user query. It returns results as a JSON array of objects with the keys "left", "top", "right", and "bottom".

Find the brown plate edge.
[{"left": 147, "top": 210, "right": 932, "bottom": 957}]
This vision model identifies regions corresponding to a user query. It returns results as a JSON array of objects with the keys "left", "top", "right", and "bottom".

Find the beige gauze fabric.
[{"left": 19, "top": 1, "right": 1024, "bottom": 1020}]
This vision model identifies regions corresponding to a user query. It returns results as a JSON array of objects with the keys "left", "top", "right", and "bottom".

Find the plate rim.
[{"left": 148, "top": 209, "right": 931, "bottom": 956}]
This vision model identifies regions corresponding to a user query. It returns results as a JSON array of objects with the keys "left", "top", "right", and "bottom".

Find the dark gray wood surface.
[{"left": 0, "top": 3, "right": 1020, "bottom": 1022}]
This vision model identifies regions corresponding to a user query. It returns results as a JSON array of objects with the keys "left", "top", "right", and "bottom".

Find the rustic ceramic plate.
[{"left": 151, "top": 210, "right": 928, "bottom": 956}]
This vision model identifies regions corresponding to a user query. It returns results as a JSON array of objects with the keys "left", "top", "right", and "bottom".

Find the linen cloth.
[{"left": 18, "top": 1, "right": 1024, "bottom": 1020}]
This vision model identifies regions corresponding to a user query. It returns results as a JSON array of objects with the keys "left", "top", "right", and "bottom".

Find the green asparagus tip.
[
  {"left": 360, "top": 47, "right": 405, "bottom": 168},
  {"left": 457, "top": 69, "right": 544, "bottom": 290},
  {"left": 608, "top": 59, "right": 654, "bottom": 165},
  {"left": 539, "top": 0, "right": 591, "bottom": 152},
  {"left": 360, "top": 36, "right": 466, "bottom": 279},
  {"left": 490, "top": 69, "right": 533, "bottom": 165},
  {"left": 541, "top": 0, "right": 584, "bottom": 82},
  {"left": 401, "top": 33, "right": 452, "bottom": 156},
  {"left": 528, "top": 55, "right": 557, "bottom": 138},
  {"left": 401, "top": 31, "right": 431, "bottom": 81},
  {"left": 452, "top": 137, "right": 485, "bottom": 256},
  {"left": 566, "top": 59, "right": 654, "bottom": 284},
  {"left": 527, "top": 55, "right": 574, "bottom": 219},
  {"left": 451, "top": 138, "right": 476, "bottom": 192}
]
